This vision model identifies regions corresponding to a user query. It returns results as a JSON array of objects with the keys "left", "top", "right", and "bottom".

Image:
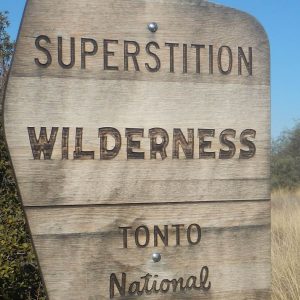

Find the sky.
[{"left": 1, "top": 0, "right": 299, "bottom": 139}]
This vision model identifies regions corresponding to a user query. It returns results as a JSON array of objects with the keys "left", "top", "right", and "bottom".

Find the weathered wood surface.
[
  {"left": 11, "top": 0, "right": 269, "bottom": 85},
  {"left": 26, "top": 201, "right": 270, "bottom": 299},
  {"left": 3, "top": 0, "right": 270, "bottom": 299},
  {"left": 5, "top": 78, "right": 270, "bottom": 206}
]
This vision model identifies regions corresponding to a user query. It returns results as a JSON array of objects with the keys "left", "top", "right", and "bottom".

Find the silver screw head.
[
  {"left": 152, "top": 253, "right": 161, "bottom": 263},
  {"left": 148, "top": 22, "right": 158, "bottom": 33}
]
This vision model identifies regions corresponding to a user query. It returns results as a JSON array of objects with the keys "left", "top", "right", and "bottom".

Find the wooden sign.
[{"left": 4, "top": 0, "right": 270, "bottom": 299}]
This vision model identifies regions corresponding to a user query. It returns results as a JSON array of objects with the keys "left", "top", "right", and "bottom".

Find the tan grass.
[{"left": 272, "top": 190, "right": 300, "bottom": 300}]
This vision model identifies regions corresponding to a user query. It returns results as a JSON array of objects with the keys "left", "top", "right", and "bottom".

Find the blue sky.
[{"left": 1, "top": 0, "right": 299, "bottom": 138}]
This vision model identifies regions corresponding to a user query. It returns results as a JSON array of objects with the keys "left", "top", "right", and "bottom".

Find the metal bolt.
[
  {"left": 148, "top": 22, "right": 158, "bottom": 33},
  {"left": 152, "top": 253, "right": 161, "bottom": 263}
]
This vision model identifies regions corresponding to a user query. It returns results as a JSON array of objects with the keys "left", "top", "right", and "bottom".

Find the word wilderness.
[
  {"left": 27, "top": 127, "right": 256, "bottom": 160},
  {"left": 109, "top": 267, "right": 211, "bottom": 298}
]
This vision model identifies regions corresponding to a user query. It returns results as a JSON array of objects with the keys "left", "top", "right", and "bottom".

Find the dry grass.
[{"left": 272, "top": 190, "right": 300, "bottom": 299}]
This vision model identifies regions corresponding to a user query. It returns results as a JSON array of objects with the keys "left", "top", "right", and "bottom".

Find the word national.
[{"left": 109, "top": 267, "right": 211, "bottom": 298}]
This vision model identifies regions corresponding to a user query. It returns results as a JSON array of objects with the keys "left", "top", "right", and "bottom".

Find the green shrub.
[
  {"left": 0, "top": 11, "right": 45, "bottom": 299},
  {"left": 0, "top": 122, "right": 46, "bottom": 300},
  {"left": 272, "top": 122, "right": 300, "bottom": 190}
]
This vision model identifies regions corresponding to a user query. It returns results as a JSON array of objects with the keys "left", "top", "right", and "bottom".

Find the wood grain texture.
[
  {"left": 3, "top": 0, "right": 271, "bottom": 298},
  {"left": 26, "top": 201, "right": 270, "bottom": 299},
  {"left": 10, "top": 0, "right": 269, "bottom": 85},
  {"left": 5, "top": 78, "right": 270, "bottom": 206}
]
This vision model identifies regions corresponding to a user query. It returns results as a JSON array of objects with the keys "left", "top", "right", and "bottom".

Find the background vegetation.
[
  {"left": 272, "top": 190, "right": 300, "bottom": 300},
  {"left": 0, "top": 11, "right": 46, "bottom": 300},
  {"left": 272, "top": 122, "right": 300, "bottom": 190},
  {"left": 0, "top": 9, "right": 300, "bottom": 300},
  {"left": 271, "top": 122, "right": 300, "bottom": 299}
]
